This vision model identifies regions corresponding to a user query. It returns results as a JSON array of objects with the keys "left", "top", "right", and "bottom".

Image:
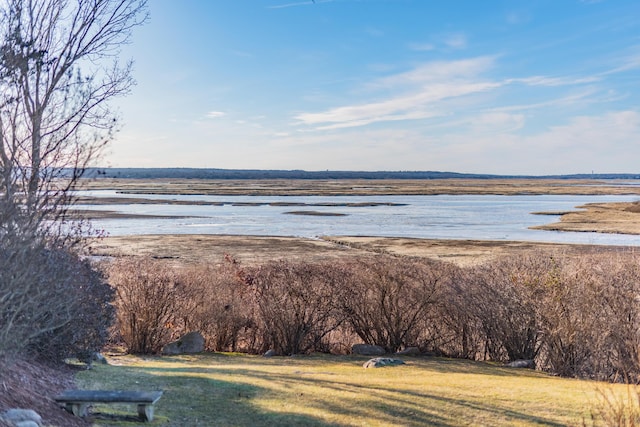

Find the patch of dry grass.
[
  {"left": 78, "top": 178, "right": 640, "bottom": 196},
  {"left": 75, "top": 353, "right": 633, "bottom": 427},
  {"left": 531, "top": 202, "right": 640, "bottom": 235}
]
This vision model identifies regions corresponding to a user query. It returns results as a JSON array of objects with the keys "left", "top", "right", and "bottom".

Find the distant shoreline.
[{"left": 79, "top": 167, "right": 640, "bottom": 181}]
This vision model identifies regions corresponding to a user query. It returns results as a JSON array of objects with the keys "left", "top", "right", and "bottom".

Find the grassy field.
[
  {"left": 78, "top": 178, "right": 640, "bottom": 196},
  {"left": 74, "top": 353, "right": 636, "bottom": 427}
]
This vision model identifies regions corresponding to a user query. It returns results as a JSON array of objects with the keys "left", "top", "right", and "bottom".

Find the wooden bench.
[{"left": 54, "top": 390, "right": 163, "bottom": 422}]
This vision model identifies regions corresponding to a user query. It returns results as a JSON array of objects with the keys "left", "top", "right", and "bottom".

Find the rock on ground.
[
  {"left": 363, "top": 358, "right": 405, "bottom": 368},
  {"left": 1, "top": 409, "right": 42, "bottom": 427},
  {"left": 162, "top": 331, "right": 205, "bottom": 355},
  {"left": 507, "top": 359, "right": 535, "bottom": 369},
  {"left": 396, "top": 347, "right": 420, "bottom": 355}
]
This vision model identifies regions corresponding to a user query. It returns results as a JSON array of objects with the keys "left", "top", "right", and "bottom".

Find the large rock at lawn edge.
[
  {"left": 162, "top": 331, "right": 205, "bottom": 355},
  {"left": 363, "top": 358, "right": 405, "bottom": 368}
]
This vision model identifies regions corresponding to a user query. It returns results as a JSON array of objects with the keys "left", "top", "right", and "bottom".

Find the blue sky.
[{"left": 108, "top": 0, "right": 640, "bottom": 174}]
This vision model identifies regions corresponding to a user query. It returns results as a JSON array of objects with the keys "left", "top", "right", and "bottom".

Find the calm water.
[{"left": 77, "top": 191, "right": 640, "bottom": 246}]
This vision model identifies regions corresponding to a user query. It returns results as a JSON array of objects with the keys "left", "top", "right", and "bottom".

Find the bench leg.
[
  {"left": 65, "top": 403, "right": 89, "bottom": 417},
  {"left": 138, "top": 404, "right": 154, "bottom": 422}
]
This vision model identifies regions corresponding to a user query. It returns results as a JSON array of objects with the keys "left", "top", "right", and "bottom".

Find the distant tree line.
[{"left": 80, "top": 167, "right": 640, "bottom": 180}]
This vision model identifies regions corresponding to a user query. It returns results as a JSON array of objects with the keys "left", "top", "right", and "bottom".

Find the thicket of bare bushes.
[
  {"left": 337, "top": 257, "right": 453, "bottom": 353},
  {"left": 107, "top": 250, "right": 640, "bottom": 382},
  {"left": 108, "top": 258, "right": 180, "bottom": 354},
  {"left": 0, "top": 237, "right": 114, "bottom": 364}
]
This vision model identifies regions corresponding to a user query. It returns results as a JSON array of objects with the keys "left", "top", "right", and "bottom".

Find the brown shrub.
[
  {"left": 243, "top": 259, "right": 346, "bottom": 355},
  {"left": 461, "top": 254, "right": 552, "bottom": 362},
  {"left": 439, "top": 250, "right": 640, "bottom": 381},
  {"left": 108, "top": 258, "right": 178, "bottom": 354},
  {"left": 173, "top": 257, "right": 252, "bottom": 352},
  {"left": 0, "top": 239, "right": 113, "bottom": 364},
  {"left": 338, "top": 256, "right": 450, "bottom": 353},
  {"left": 535, "top": 253, "right": 640, "bottom": 380},
  {"left": 104, "top": 249, "right": 640, "bottom": 382}
]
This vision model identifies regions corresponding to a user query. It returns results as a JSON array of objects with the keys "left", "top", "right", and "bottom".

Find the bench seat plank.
[{"left": 55, "top": 390, "right": 163, "bottom": 422}]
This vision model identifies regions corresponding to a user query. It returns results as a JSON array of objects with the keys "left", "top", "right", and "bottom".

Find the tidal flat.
[{"left": 80, "top": 178, "right": 640, "bottom": 265}]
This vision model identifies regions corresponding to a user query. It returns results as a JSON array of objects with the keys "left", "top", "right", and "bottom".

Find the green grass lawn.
[{"left": 74, "top": 353, "right": 634, "bottom": 426}]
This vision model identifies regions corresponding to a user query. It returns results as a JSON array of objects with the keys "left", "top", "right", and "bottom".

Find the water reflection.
[{"left": 75, "top": 191, "right": 640, "bottom": 246}]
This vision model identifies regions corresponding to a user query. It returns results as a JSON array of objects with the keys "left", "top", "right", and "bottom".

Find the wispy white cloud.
[
  {"left": 490, "top": 90, "right": 598, "bottom": 112},
  {"left": 505, "top": 11, "right": 531, "bottom": 25},
  {"left": 268, "top": 1, "right": 315, "bottom": 9},
  {"left": 512, "top": 75, "right": 600, "bottom": 86},
  {"left": 293, "top": 51, "right": 618, "bottom": 132},
  {"left": 373, "top": 56, "right": 496, "bottom": 87},
  {"left": 296, "top": 81, "right": 500, "bottom": 129},
  {"left": 436, "top": 110, "right": 640, "bottom": 174},
  {"left": 295, "top": 57, "right": 500, "bottom": 129},
  {"left": 268, "top": 0, "right": 333, "bottom": 9},
  {"left": 468, "top": 112, "right": 525, "bottom": 133},
  {"left": 206, "top": 111, "right": 226, "bottom": 119},
  {"left": 444, "top": 33, "right": 467, "bottom": 49},
  {"left": 408, "top": 42, "right": 435, "bottom": 52},
  {"left": 600, "top": 51, "right": 640, "bottom": 75},
  {"left": 408, "top": 32, "right": 469, "bottom": 52}
]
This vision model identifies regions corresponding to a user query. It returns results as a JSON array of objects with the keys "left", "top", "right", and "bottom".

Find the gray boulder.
[
  {"left": 77, "top": 351, "right": 108, "bottom": 368},
  {"left": 363, "top": 358, "right": 405, "bottom": 368},
  {"left": 162, "top": 331, "right": 205, "bottom": 355},
  {"left": 263, "top": 349, "right": 277, "bottom": 357},
  {"left": 507, "top": 359, "right": 535, "bottom": 369},
  {"left": 1, "top": 409, "right": 42, "bottom": 427},
  {"left": 396, "top": 347, "right": 420, "bottom": 356},
  {"left": 351, "top": 344, "right": 385, "bottom": 356}
]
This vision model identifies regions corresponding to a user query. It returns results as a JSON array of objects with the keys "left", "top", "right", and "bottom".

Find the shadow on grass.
[
  {"left": 78, "top": 354, "right": 573, "bottom": 426},
  {"left": 79, "top": 364, "right": 341, "bottom": 427},
  {"left": 193, "top": 367, "right": 568, "bottom": 427}
]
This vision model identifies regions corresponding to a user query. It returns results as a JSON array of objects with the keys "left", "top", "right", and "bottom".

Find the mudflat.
[{"left": 87, "top": 234, "right": 635, "bottom": 267}]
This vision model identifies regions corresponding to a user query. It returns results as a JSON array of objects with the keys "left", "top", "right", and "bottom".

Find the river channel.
[{"left": 76, "top": 191, "right": 640, "bottom": 246}]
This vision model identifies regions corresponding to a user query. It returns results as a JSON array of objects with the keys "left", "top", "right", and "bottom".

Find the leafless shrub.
[
  {"left": 0, "top": 238, "right": 113, "bottom": 364},
  {"left": 461, "top": 254, "right": 552, "bottom": 362},
  {"left": 428, "top": 266, "right": 484, "bottom": 359},
  {"left": 437, "top": 250, "right": 640, "bottom": 381},
  {"left": 534, "top": 253, "right": 640, "bottom": 381},
  {"left": 337, "top": 256, "right": 447, "bottom": 353},
  {"left": 243, "top": 259, "right": 346, "bottom": 355},
  {"left": 108, "top": 258, "right": 178, "bottom": 354},
  {"left": 103, "top": 247, "right": 640, "bottom": 382},
  {"left": 28, "top": 253, "right": 114, "bottom": 362},
  {"left": 173, "top": 257, "right": 252, "bottom": 352}
]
